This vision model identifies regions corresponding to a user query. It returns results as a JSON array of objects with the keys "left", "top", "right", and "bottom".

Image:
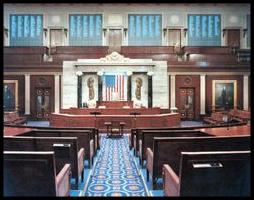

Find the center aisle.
[{"left": 84, "top": 135, "right": 148, "bottom": 197}]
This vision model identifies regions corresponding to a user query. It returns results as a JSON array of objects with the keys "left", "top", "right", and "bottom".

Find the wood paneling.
[
  {"left": 183, "top": 46, "right": 231, "bottom": 54},
  {"left": 121, "top": 46, "right": 175, "bottom": 54}
]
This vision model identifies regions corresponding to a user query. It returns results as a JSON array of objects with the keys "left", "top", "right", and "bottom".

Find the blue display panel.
[
  {"left": 10, "top": 14, "right": 43, "bottom": 46},
  {"left": 128, "top": 14, "right": 161, "bottom": 46},
  {"left": 69, "top": 14, "right": 102, "bottom": 46},
  {"left": 188, "top": 14, "right": 221, "bottom": 46}
]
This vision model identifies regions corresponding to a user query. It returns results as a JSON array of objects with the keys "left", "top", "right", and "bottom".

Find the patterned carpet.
[{"left": 84, "top": 135, "right": 147, "bottom": 197}]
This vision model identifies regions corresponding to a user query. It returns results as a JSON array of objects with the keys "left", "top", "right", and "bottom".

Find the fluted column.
[
  {"left": 54, "top": 75, "right": 60, "bottom": 113},
  {"left": 25, "top": 74, "right": 30, "bottom": 115},
  {"left": 200, "top": 74, "right": 206, "bottom": 115},
  {"left": 170, "top": 75, "right": 177, "bottom": 112},
  {"left": 243, "top": 75, "right": 249, "bottom": 111}
]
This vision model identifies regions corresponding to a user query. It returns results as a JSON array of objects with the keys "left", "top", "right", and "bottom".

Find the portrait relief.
[
  {"left": 135, "top": 77, "right": 143, "bottom": 100},
  {"left": 87, "top": 77, "right": 95, "bottom": 100},
  {"left": 3, "top": 80, "right": 18, "bottom": 111}
]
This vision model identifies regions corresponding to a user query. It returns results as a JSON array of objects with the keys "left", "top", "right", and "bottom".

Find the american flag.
[{"left": 103, "top": 75, "right": 126, "bottom": 101}]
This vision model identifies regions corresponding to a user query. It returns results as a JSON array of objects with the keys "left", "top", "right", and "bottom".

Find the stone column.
[
  {"left": 25, "top": 74, "right": 30, "bottom": 115},
  {"left": 170, "top": 75, "right": 177, "bottom": 112},
  {"left": 147, "top": 72, "right": 154, "bottom": 108},
  {"left": 54, "top": 75, "right": 60, "bottom": 113},
  {"left": 243, "top": 75, "right": 249, "bottom": 111},
  {"left": 76, "top": 71, "right": 83, "bottom": 108},
  {"left": 127, "top": 71, "right": 133, "bottom": 101},
  {"left": 200, "top": 74, "right": 206, "bottom": 115}
]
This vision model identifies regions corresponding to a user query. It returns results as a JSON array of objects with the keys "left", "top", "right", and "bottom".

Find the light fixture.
[
  {"left": 124, "top": 28, "right": 128, "bottom": 37},
  {"left": 183, "top": 28, "right": 188, "bottom": 37},
  {"left": 64, "top": 28, "right": 68, "bottom": 37},
  {"left": 126, "top": 71, "right": 133, "bottom": 76},
  {"left": 243, "top": 28, "right": 247, "bottom": 38},
  {"left": 163, "top": 28, "right": 167, "bottom": 37},
  {"left": 76, "top": 71, "right": 83, "bottom": 76},
  {"left": 103, "top": 28, "right": 107, "bottom": 37},
  {"left": 43, "top": 28, "right": 48, "bottom": 37},
  {"left": 97, "top": 71, "right": 103, "bottom": 76},
  {"left": 4, "top": 27, "right": 8, "bottom": 37},
  {"left": 147, "top": 71, "right": 154, "bottom": 76},
  {"left": 222, "top": 29, "right": 226, "bottom": 37}
]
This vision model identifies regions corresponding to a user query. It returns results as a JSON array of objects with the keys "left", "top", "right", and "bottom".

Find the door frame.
[
  {"left": 107, "top": 26, "right": 124, "bottom": 46},
  {"left": 179, "top": 87, "right": 195, "bottom": 120}
]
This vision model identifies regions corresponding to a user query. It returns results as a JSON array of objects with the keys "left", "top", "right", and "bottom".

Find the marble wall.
[{"left": 61, "top": 53, "right": 169, "bottom": 109}]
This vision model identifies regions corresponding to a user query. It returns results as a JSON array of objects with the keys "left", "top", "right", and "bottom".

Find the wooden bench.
[
  {"left": 130, "top": 122, "right": 247, "bottom": 155},
  {"left": 138, "top": 130, "right": 209, "bottom": 166},
  {"left": 146, "top": 135, "right": 250, "bottom": 189},
  {"left": 20, "top": 129, "right": 94, "bottom": 168},
  {"left": 4, "top": 151, "right": 71, "bottom": 196},
  {"left": 229, "top": 109, "right": 251, "bottom": 123},
  {"left": 4, "top": 124, "right": 100, "bottom": 153},
  {"left": 163, "top": 151, "right": 250, "bottom": 196},
  {"left": 4, "top": 136, "right": 84, "bottom": 189}
]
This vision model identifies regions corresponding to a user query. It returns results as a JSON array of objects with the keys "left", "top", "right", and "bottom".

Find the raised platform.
[{"left": 50, "top": 109, "right": 180, "bottom": 132}]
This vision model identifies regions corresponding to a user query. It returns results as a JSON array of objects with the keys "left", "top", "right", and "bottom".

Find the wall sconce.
[
  {"left": 126, "top": 71, "right": 133, "bottom": 76},
  {"left": 64, "top": 28, "right": 68, "bottom": 37},
  {"left": 103, "top": 28, "right": 107, "bottom": 37},
  {"left": 163, "top": 28, "right": 167, "bottom": 37},
  {"left": 243, "top": 28, "right": 247, "bottom": 38},
  {"left": 76, "top": 71, "right": 83, "bottom": 76},
  {"left": 43, "top": 28, "right": 48, "bottom": 37},
  {"left": 183, "top": 28, "right": 188, "bottom": 37},
  {"left": 222, "top": 29, "right": 226, "bottom": 37},
  {"left": 123, "top": 28, "right": 128, "bottom": 37},
  {"left": 4, "top": 27, "right": 8, "bottom": 37},
  {"left": 147, "top": 71, "right": 154, "bottom": 76},
  {"left": 97, "top": 71, "right": 103, "bottom": 76}
]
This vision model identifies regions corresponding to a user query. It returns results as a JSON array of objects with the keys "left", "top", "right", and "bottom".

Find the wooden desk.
[
  {"left": 198, "top": 125, "right": 250, "bottom": 136},
  {"left": 104, "top": 121, "right": 126, "bottom": 137},
  {"left": 4, "top": 127, "right": 33, "bottom": 136},
  {"left": 96, "top": 101, "right": 133, "bottom": 108}
]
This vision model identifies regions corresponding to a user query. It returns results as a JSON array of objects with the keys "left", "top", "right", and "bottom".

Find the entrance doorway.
[
  {"left": 168, "top": 29, "right": 181, "bottom": 46},
  {"left": 226, "top": 29, "right": 240, "bottom": 48},
  {"left": 35, "top": 88, "right": 51, "bottom": 120},
  {"left": 179, "top": 88, "right": 195, "bottom": 120},
  {"left": 108, "top": 29, "right": 122, "bottom": 53}
]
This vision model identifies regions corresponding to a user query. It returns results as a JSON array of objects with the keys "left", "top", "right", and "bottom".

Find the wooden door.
[
  {"left": 179, "top": 88, "right": 195, "bottom": 120},
  {"left": 168, "top": 29, "right": 181, "bottom": 46},
  {"left": 35, "top": 88, "right": 51, "bottom": 120},
  {"left": 108, "top": 29, "right": 122, "bottom": 53},
  {"left": 226, "top": 29, "right": 240, "bottom": 48},
  {"left": 50, "top": 29, "right": 63, "bottom": 47}
]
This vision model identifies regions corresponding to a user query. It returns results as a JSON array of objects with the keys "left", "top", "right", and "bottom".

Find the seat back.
[
  {"left": 21, "top": 129, "right": 92, "bottom": 161},
  {"left": 179, "top": 151, "right": 250, "bottom": 196},
  {"left": 4, "top": 151, "right": 57, "bottom": 196},
  {"left": 4, "top": 136, "right": 78, "bottom": 178},
  {"left": 153, "top": 135, "right": 250, "bottom": 182}
]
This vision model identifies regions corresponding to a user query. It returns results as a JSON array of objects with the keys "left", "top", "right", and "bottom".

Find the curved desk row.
[{"left": 50, "top": 113, "right": 181, "bottom": 132}]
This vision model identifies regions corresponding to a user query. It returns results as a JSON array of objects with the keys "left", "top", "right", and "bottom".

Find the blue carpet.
[
  {"left": 131, "top": 150, "right": 164, "bottom": 197},
  {"left": 84, "top": 135, "right": 147, "bottom": 197},
  {"left": 69, "top": 160, "right": 92, "bottom": 196}
]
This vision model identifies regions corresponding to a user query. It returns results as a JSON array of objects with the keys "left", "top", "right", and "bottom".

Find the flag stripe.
[{"left": 103, "top": 74, "right": 126, "bottom": 101}]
